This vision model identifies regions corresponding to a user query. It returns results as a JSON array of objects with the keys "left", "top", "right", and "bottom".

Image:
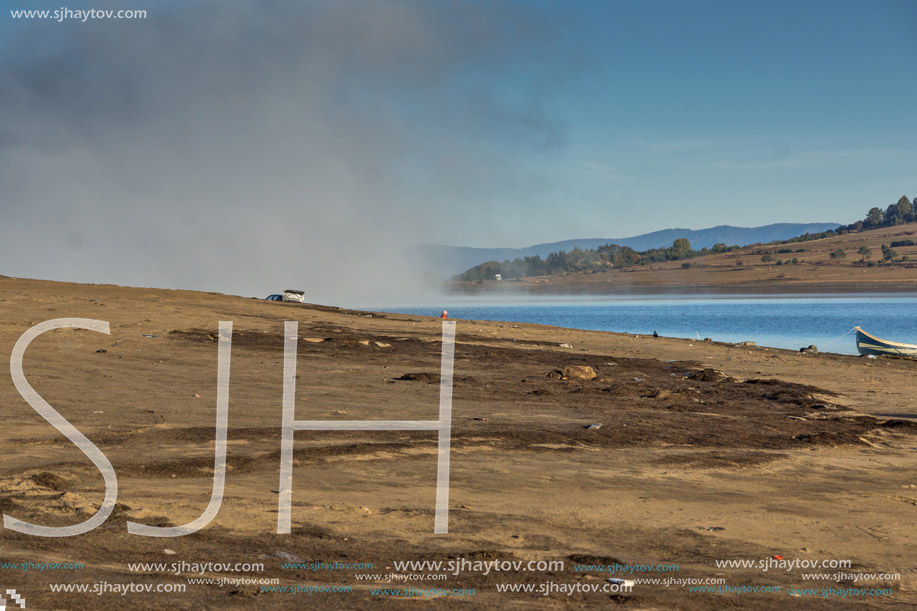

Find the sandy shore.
[{"left": 1, "top": 276, "right": 915, "bottom": 609}]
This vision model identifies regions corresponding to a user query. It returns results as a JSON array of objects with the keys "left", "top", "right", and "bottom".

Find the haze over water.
[{"left": 378, "top": 295, "right": 917, "bottom": 356}]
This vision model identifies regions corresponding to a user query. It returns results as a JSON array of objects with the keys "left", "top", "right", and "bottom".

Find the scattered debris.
[
  {"left": 193, "top": 393, "right": 200, "bottom": 398},
  {"left": 141, "top": 334, "right": 158, "bottom": 338},
  {"left": 858, "top": 436, "right": 882, "bottom": 449},
  {"left": 163, "top": 549, "right": 176, "bottom": 555},
  {"left": 800, "top": 345, "right": 818, "bottom": 354},
  {"left": 473, "top": 417, "right": 489, "bottom": 421},
  {"left": 33, "top": 472, "right": 68, "bottom": 490},
  {"left": 687, "top": 368, "right": 727, "bottom": 382},
  {"left": 95, "top": 348, "right": 107, "bottom": 353},
  {"left": 396, "top": 372, "right": 441, "bottom": 383},
  {"left": 736, "top": 341, "right": 756, "bottom": 347},
  {"left": 373, "top": 341, "right": 391, "bottom": 348},
  {"left": 562, "top": 365, "right": 597, "bottom": 381},
  {"left": 302, "top": 337, "right": 326, "bottom": 343},
  {"left": 584, "top": 423, "right": 603, "bottom": 430},
  {"left": 702, "top": 526, "right": 725, "bottom": 531},
  {"left": 558, "top": 343, "right": 573, "bottom": 348}
]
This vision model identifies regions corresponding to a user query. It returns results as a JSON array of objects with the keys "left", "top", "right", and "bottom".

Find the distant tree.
[
  {"left": 791, "top": 257, "right": 799, "bottom": 264},
  {"left": 830, "top": 249, "right": 846, "bottom": 260},
  {"left": 671, "top": 238, "right": 692, "bottom": 259},
  {"left": 866, "top": 207, "right": 884, "bottom": 227},
  {"left": 882, "top": 244, "right": 898, "bottom": 262},
  {"left": 711, "top": 242, "right": 728, "bottom": 254},
  {"left": 545, "top": 251, "right": 568, "bottom": 274},
  {"left": 886, "top": 203, "right": 903, "bottom": 225},
  {"left": 897, "top": 195, "right": 914, "bottom": 223},
  {"left": 857, "top": 245, "right": 871, "bottom": 262},
  {"left": 761, "top": 253, "right": 774, "bottom": 263},
  {"left": 597, "top": 243, "right": 639, "bottom": 268}
]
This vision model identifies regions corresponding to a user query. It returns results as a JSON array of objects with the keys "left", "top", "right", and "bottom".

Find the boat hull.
[{"left": 855, "top": 327, "right": 917, "bottom": 357}]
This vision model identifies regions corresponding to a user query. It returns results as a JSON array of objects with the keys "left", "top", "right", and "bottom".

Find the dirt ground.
[{"left": 1, "top": 276, "right": 916, "bottom": 609}]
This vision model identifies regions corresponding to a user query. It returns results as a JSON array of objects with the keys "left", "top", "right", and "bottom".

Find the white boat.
[{"left": 855, "top": 327, "right": 917, "bottom": 357}]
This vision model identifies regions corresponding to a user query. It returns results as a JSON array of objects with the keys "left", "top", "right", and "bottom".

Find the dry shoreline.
[{"left": 1, "top": 276, "right": 916, "bottom": 609}]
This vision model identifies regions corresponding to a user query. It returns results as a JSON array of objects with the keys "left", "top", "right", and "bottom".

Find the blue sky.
[
  {"left": 0, "top": 0, "right": 915, "bottom": 297},
  {"left": 442, "top": 0, "right": 917, "bottom": 244}
]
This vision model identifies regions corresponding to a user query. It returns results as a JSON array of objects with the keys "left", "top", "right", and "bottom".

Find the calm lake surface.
[{"left": 377, "top": 295, "right": 917, "bottom": 356}]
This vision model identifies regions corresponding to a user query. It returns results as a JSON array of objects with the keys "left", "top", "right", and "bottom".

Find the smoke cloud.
[{"left": 0, "top": 0, "right": 567, "bottom": 304}]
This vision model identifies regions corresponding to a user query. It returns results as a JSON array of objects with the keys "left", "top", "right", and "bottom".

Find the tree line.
[
  {"left": 456, "top": 239, "right": 740, "bottom": 281},
  {"left": 781, "top": 195, "right": 915, "bottom": 244}
]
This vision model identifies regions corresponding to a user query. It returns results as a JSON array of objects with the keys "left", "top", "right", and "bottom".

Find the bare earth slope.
[{"left": 1, "top": 276, "right": 916, "bottom": 609}]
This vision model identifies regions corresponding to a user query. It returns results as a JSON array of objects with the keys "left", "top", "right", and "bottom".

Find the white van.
[{"left": 282, "top": 289, "right": 305, "bottom": 303}]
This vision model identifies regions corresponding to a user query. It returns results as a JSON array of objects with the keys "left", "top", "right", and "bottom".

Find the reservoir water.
[{"left": 378, "top": 295, "right": 917, "bottom": 356}]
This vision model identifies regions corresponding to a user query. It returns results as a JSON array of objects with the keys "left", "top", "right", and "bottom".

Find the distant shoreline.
[
  {"left": 450, "top": 223, "right": 917, "bottom": 296},
  {"left": 448, "top": 281, "right": 917, "bottom": 296}
]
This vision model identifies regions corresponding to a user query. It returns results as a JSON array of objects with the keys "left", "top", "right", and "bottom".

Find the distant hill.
[{"left": 417, "top": 223, "right": 840, "bottom": 276}]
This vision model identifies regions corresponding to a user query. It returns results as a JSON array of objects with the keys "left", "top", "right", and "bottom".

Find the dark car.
[{"left": 265, "top": 294, "right": 283, "bottom": 301}]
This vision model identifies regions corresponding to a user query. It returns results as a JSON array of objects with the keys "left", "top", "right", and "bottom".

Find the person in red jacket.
[{"left": 440, "top": 310, "right": 448, "bottom": 319}]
